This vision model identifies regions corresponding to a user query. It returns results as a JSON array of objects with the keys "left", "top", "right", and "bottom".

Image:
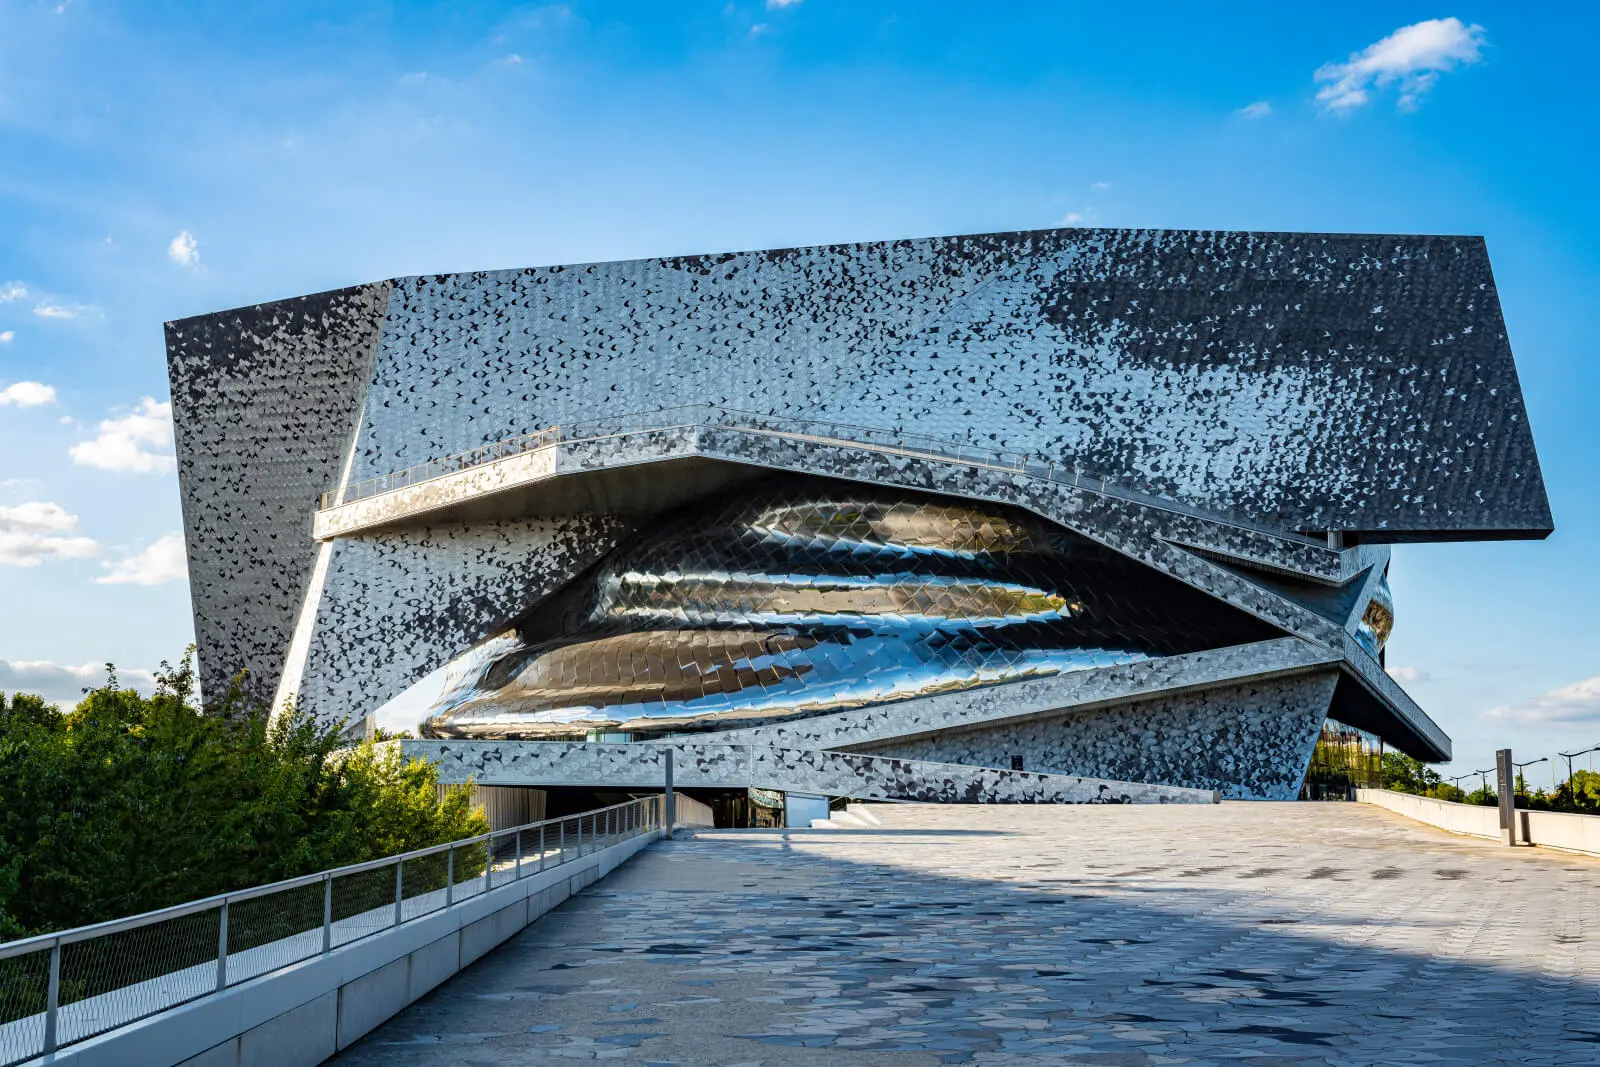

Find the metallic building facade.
[{"left": 165, "top": 227, "right": 1551, "bottom": 803}]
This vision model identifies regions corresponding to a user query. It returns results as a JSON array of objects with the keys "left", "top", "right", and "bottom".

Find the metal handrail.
[
  {"left": 317, "top": 403, "right": 1323, "bottom": 548},
  {"left": 0, "top": 797, "right": 662, "bottom": 1066}
]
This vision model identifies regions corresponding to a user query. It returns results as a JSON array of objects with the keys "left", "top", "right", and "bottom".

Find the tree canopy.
[{"left": 0, "top": 652, "right": 486, "bottom": 939}]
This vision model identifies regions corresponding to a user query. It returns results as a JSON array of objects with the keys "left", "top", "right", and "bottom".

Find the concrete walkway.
[{"left": 332, "top": 802, "right": 1600, "bottom": 1065}]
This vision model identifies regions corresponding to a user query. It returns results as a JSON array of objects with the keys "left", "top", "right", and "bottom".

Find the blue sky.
[{"left": 0, "top": 2, "right": 1594, "bottom": 780}]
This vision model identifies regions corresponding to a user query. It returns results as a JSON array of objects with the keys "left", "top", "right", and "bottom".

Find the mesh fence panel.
[
  {"left": 0, "top": 946, "right": 51, "bottom": 1066},
  {"left": 401, "top": 852, "right": 450, "bottom": 922},
  {"left": 487, "top": 833, "right": 518, "bottom": 889},
  {"left": 331, "top": 866, "right": 398, "bottom": 948},
  {"left": 224, "top": 882, "right": 324, "bottom": 986},
  {"left": 57, "top": 907, "right": 220, "bottom": 1046},
  {"left": 449, "top": 842, "right": 490, "bottom": 902}
]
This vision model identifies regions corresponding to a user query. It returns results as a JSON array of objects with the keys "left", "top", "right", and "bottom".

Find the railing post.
[
  {"left": 446, "top": 849, "right": 455, "bottom": 906},
  {"left": 43, "top": 939, "right": 60, "bottom": 1054},
  {"left": 395, "top": 859, "right": 404, "bottom": 926},
  {"left": 577, "top": 817, "right": 583, "bottom": 857},
  {"left": 483, "top": 834, "right": 493, "bottom": 895},
  {"left": 216, "top": 900, "right": 230, "bottom": 992},
  {"left": 515, "top": 827, "right": 523, "bottom": 879},
  {"left": 558, "top": 820, "right": 564, "bottom": 864},
  {"left": 322, "top": 874, "right": 333, "bottom": 952},
  {"left": 539, "top": 824, "right": 546, "bottom": 872},
  {"left": 664, "top": 748, "right": 676, "bottom": 837}
]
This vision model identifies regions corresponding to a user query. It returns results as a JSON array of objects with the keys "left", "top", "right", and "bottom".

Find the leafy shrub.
[{"left": 0, "top": 650, "right": 486, "bottom": 938}]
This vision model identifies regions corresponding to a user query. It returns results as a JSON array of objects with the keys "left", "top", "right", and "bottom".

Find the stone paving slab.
[{"left": 332, "top": 803, "right": 1600, "bottom": 1065}]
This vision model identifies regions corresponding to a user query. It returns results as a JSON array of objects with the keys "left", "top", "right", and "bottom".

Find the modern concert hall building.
[{"left": 167, "top": 228, "right": 1551, "bottom": 820}]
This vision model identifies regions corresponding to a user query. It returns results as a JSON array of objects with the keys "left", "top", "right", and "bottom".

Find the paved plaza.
[{"left": 334, "top": 802, "right": 1600, "bottom": 1065}]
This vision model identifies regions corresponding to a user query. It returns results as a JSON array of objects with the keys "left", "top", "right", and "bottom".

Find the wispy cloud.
[
  {"left": 1386, "top": 665, "right": 1427, "bottom": 683},
  {"left": 33, "top": 301, "right": 93, "bottom": 320},
  {"left": 1483, "top": 676, "right": 1600, "bottom": 726},
  {"left": 0, "top": 332, "right": 13, "bottom": 343},
  {"left": 767, "top": 0, "right": 803, "bottom": 7},
  {"left": 1237, "top": 100, "right": 1272, "bottom": 119},
  {"left": 0, "top": 382, "right": 55, "bottom": 407},
  {"left": 0, "top": 282, "right": 26, "bottom": 303},
  {"left": 96, "top": 532, "right": 188, "bottom": 586},
  {"left": 0, "top": 658, "right": 157, "bottom": 706},
  {"left": 0, "top": 502, "right": 98, "bottom": 567},
  {"left": 167, "top": 230, "right": 200, "bottom": 267},
  {"left": 1316, "top": 18, "right": 1486, "bottom": 112},
  {"left": 69, "top": 397, "right": 176, "bottom": 474}
]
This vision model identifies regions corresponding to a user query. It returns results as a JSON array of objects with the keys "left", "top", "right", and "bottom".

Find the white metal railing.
[
  {"left": 0, "top": 797, "right": 661, "bottom": 1067},
  {"left": 318, "top": 403, "right": 1316, "bottom": 546}
]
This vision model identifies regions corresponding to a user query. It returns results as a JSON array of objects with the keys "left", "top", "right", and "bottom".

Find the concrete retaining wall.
[
  {"left": 27, "top": 830, "right": 660, "bottom": 1067},
  {"left": 1357, "top": 788, "right": 1600, "bottom": 856}
]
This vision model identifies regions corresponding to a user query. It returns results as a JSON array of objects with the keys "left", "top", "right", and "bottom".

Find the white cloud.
[
  {"left": 1091, "top": 180, "right": 1112, "bottom": 190},
  {"left": 0, "top": 502, "right": 98, "bottom": 567},
  {"left": 1237, "top": 100, "right": 1272, "bottom": 119},
  {"left": 33, "top": 302, "right": 92, "bottom": 320},
  {"left": 0, "top": 381, "right": 56, "bottom": 407},
  {"left": 749, "top": 22, "right": 771, "bottom": 36},
  {"left": 1386, "top": 665, "right": 1426, "bottom": 683},
  {"left": 0, "top": 331, "right": 13, "bottom": 343},
  {"left": 1316, "top": 18, "right": 1486, "bottom": 112},
  {"left": 69, "top": 397, "right": 176, "bottom": 473},
  {"left": 0, "top": 658, "right": 157, "bottom": 706},
  {"left": 168, "top": 230, "right": 200, "bottom": 267},
  {"left": 96, "top": 532, "right": 188, "bottom": 586},
  {"left": 767, "top": 0, "right": 802, "bottom": 7},
  {"left": 0, "top": 282, "right": 25, "bottom": 303},
  {"left": 1484, "top": 676, "right": 1600, "bottom": 727}
]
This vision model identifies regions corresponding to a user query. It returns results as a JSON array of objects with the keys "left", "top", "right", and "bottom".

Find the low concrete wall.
[
  {"left": 1356, "top": 788, "right": 1502, "bottom": 839},
  {"left": 675, "top": 794, "right": 715, "bottom": 829},
  {"left": 1357, "top": 788, "right": 1600, "bottom": 856},
  {"left": 1514, "top": 807, "right": 1600, "bottom": 856},
  {"left": 28, "top": 830, "right": 661, "bottom": 1067}
]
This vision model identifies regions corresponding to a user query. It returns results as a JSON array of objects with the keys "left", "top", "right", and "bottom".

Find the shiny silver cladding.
[{"left": 420, "top": 479, "right": 1280, "bottom": 739}]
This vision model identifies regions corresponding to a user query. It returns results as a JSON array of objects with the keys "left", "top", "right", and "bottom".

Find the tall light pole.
[
  {"left": 1558, "top": 746, "right": 1600, "bottom": 792},
  {"left": 1512, "top": 757, "right": 1548, "bottom": 797}
]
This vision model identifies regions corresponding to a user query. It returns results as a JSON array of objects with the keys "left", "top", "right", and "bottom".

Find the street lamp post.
[
  {"left": 1557, "top": 746, "right": 1600, "bottom": 794},
  {"left": 1512, "top": 756, "right": 1548, "bottom": 797}
]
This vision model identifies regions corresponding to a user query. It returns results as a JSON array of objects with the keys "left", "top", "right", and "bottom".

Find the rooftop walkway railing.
[
  {"left": 318, "top": 403, "right": 1319, "bottom": 547},
  {"left": 0, "top": 796, "right": 661, "bottom": 1067}
]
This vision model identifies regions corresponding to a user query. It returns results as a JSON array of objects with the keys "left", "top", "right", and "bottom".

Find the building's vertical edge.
[
  {"left": 1467, "top": 235, "right": 1555, "bottom": 536},
  {"left": 164, "top": 281, "right": 393, "bottom": 706}
]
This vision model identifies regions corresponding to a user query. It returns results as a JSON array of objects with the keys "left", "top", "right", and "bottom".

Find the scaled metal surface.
[{"left": 165, "top": 226, "right": 1555, "bottom": 800}]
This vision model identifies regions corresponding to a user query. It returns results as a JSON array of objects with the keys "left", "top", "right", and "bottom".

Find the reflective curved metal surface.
[
  {"left": 421, "top": 479, "right": 1279, "bottom": 739},
  {"left": 1355, "top": 569, "right": 1395, "bottom": 659}
]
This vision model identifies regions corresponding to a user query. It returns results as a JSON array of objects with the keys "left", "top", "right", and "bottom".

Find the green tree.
[
  {"left": 0, "top": 650, "right": 487, "bottom": 937},
  {"left": 1381, "top": 752, "right": 1442, "bottom": 795},
  {"left": 1551, "top": 770, "right": 1600, "bottom": 814}
]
